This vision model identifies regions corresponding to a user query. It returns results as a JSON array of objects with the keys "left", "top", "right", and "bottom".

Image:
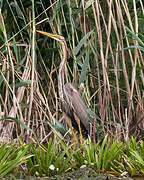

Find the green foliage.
[
  {"left": 0, "top": 142, "right": 31, "bottom": 177},
  {"left": 123, "top": 137, "right": 144, "bottom": 176},
  {"left": 73, "top": 31, "right": 93, "bottom": 56},
  {"left": 27, "top": 138, "right": 74, "bottom": 177},
  {"left": 71, "top": 137, "right": 144, "bottom": 177},
  {"left": 73, "top": 136, "right": 123, "bottom": 173},
  {"left": 79, "top": 49, "right": 89, "bottom": 85},
  {"left": 0, "top": 137, "right": 144, "bottom": 178}
]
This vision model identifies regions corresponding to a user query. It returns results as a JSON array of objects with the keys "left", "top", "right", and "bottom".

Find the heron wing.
[{"left": 64, "top": 83, "right": 89, "bottom": 131}]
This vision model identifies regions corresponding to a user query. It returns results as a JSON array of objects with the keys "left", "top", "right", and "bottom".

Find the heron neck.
[{"left": 58, "top": 41, "right": 67, "bottom": 100}]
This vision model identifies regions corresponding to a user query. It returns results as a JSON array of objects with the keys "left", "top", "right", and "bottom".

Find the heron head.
[{"left": 36, "top": 30, "right": 65, "bottom": 42}]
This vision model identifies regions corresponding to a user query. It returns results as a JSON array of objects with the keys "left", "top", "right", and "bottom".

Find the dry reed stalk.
[
  {"left": 100, "top": 0, "right": 117, "bottom": 131},
  {"left": 102, "top": 1, "right": 124, "bottom": 135},
  {"left": 27, "top": 2, "right": 35, "bottom": 137},
  {"left": 1, "top": 0, "right": 144, "bottom": 143},
  {"left": 91, "top": 1, "right": 106, "bottom": 127}
]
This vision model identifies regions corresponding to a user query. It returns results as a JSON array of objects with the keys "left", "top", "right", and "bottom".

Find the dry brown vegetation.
[{"left": 0, "top": 0, "right": 144, "bottom": 143}]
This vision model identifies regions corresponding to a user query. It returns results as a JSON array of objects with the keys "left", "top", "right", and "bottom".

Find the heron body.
[
  {"left": 63, "top": 83, "right": 89, "bottom": 137},
  {"left": 37, "top": 30, "right": 89, "bottom": 140}
]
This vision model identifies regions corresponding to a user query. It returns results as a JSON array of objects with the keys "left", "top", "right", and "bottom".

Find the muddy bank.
[{"left": 4, "top": 166, "right": 143, "bottom": 180}]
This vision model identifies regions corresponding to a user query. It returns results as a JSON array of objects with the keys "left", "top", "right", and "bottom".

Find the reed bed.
[{"left": 0, "top": 0, "right": 144, "bottom": 143}]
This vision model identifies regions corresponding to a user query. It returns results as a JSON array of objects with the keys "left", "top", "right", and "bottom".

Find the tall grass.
[{"left": 0, "top": 0, "right": 144, "bottom": 143}]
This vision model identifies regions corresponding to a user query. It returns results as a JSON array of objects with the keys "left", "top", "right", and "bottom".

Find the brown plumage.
[{"left": 63, "top": 83, "right": 89, "bottom": 137}]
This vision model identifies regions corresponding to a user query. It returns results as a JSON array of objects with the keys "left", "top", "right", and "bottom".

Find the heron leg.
[
  {"left": 78, "top": 123, "right": 83, "bottom": 144},
  {"left": 74, "top": 113, "right": 83, "bottom": 144},
  {"left": 71, "top": 128, "right": 78, "bottom": 147},
  {"left": 64, "top": 113, "right": 78, "bottom": 147}
]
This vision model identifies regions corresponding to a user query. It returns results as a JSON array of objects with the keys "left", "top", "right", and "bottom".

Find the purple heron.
[{"left": 37, "top": 30, "right": 89, "bottom": 143}]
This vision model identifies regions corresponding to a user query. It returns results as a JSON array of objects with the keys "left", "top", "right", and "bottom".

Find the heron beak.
[{"left": 36, "top": 30, "right": 60, "bottom": 40}]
